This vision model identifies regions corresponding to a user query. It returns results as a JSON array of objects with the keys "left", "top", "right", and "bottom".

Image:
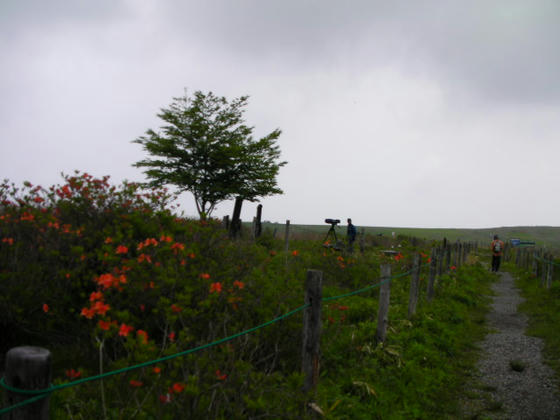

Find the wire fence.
[
  {"left": 0, "top": 261, "right": 429, "bottom": 416},
  {"left": 0, "top": 233, "right": 474, "bottom": 415}
]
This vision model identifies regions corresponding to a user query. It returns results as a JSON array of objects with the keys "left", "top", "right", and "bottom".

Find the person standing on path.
[
  {"left": 347, "top": 218, "right": 357, "bottom": 253},
  {"left": 490, "top": 234, "right": 505, "bottom": 272}
]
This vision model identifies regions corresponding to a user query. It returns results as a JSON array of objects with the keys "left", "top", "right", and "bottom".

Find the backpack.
[{"left": 493, "top": 241, "right": 501, "bottom": 253}]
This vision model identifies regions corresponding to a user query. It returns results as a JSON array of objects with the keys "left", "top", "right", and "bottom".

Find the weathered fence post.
[
  {"left": 4, "top": 346, "right": 51, "bottom": 420},
  {"left": 453, "top": 241, "right": 459, "bottom": 268},
  {"left": 376, "top": 264, "right": 392, "bottom": 343},
  {"left": 408, "top": 254, "right": 421, "bottom": 318},
  {"left": 444, "top": 245, "right": 451, "bottom": 273},
  {"left": 427, "top": 248, "right": 437, "bottom": 301},
  {"left": 222, "top": 215, "right": 230, "bottom": 230},
  {"left": 302, "top": 270, "right": 323, "bottom": 393},
  {"left": 229, "top": 196, "right": 243, "bottom": 239},
  {"left": 436, "top": 246, "right": 444, "bottom": 277},
  {"left": 532, "top": 250, "right": 538, "bottom": 277},
  {"left": 540, "top": 252, "right": 547, "bottom": 287},
  {"left": 254, "top": 204, "right": 263, "bottom": 239},
  {"left": 359, "top": 228, "right": 365, "bottom": 254},
  {"left": 546, "top": 256, "right": 553, "bottom": 289},
  {"left": 284, "top": 220, "right": 290, "bottom": 253}
]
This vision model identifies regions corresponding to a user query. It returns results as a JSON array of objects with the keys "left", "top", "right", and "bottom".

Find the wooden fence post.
[
  {"left": 546, "top": 256, "right": 553, "bottom": 289},
  {"left": 540, "top": 253, "right": 547, "bottom": 287},
  {"left": 408, "top": 254, "right": 421, "bottom": 319},
  {"left": 4, "top": 346, "right": 51, "bottom": 420},
  {"left": 444, "top": 245, "right": 451, "bottom": 273},
  {"left": 302, "top": 270, "right": 323, "bottom": 394},
  {"left": 254, "top": 204, "right": 263, "bottom": 238},
  {"left": 427, "top": 248, "right": 437, "bottom": 302},
  {"left": 284, "top": 220, "right": 290, "bottom": 253},
  {"left": 359, "top": 228, "right": 365, "bottom": 254},
  {"left": 229, "top": 197, "right": 243, "bottom": 239},
  {"left": 436, "top": 246, "right": 444, "bottom": 277},
  {"left": 532, "top": 250, "right": 538, "bottom": 277},
  {"left": 376, "top": 264, "right": 391, "bottom": 343}
]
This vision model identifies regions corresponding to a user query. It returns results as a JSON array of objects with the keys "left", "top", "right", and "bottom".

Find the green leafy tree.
[{"left": 133, "top": 90, "right": 286, "bottom": 219}]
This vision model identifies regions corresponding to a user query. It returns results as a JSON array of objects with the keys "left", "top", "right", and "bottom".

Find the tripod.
[{"left": 323, "top": 223, "right": 343, "bottom": 250}]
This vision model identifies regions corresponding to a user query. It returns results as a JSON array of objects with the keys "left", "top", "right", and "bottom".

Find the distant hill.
[{"left": 261, "top": 222, "right": 560, "bottom": 249}]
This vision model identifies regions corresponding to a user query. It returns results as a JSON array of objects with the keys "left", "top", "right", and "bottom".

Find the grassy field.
[{"left": 261, "top": 222, "right": 560, "bottom": 249}]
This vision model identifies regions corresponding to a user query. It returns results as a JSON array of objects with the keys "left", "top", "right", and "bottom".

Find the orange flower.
[
  {"left": 171, "top": 304, "right": 182, "bottom": 313},
  {"left": 292, "top": 250, "right": 299, "bottom": 257},
  {"left": 233, "top": 280, "right": 245, "bottom": 289},
  {"left": 168, "top": 331, "right": 176, "bottom": 342},
  {"left": 152, "top": 366, "right": 161, "bottom": 374},
  {"left": 104, "top": 237, "right": 113, "bottom": 244},
  {"left": 92, "top": 301, "right": 110, "bottom": 316},
  {"left": 97, "top": 273, "right": 115, "bottom": 289},
  {"left": 160, "top": 235, "right": 173, "bottom": 243},
  {"left": 209, "top": 282, "right": 222, "bottom": 294},
  {"left": 118, "top": 323, "right": 134, "bottom": 337},
  {"left": 65, "top": 369, "right": 81, "bottom": 379},
  {"left": 451, "top": 265, "right": 457, "bottom": 270},
  {"left": 137, "top": 254, "right": 152, "bottom": 264},
  {"left": 80, "top": 307, "right": 95, "bottom": 319},
  {"left": 171, "top": 242, "right": 185, "bottom": 254},
  {"left": 200, "top": 273, "right": 211, "bottom": 280},
  {"left": 1, "top": 238, "right": 14, "bottom": 246},
  {"left": 170, "top": 382, "right": 185, "bottom": 393},
  {"left": 137, "top": 330, "right": 148, "bottom": 344},
  {"left": 98, "top": 320, "right": 111, "bottom": 330},
  {"left": 65, "top": 273, "right": 71, "bottom": 279},
  {"left": 115, "top": 245, "right": 128, "bottom": 254},
  {"left": 42, "top": 303, "right": 49, "bottom": 313},
  {"left": 90, "top": 291, "right": 104, "bottom": 302},
  {"left": 129, "top": 380, "right": 143, "bottom": 388},
  {"left": 215, "top": 370, "right": 227, "bottom": 381}
]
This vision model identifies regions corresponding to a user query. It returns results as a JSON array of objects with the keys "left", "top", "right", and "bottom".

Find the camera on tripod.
[{"left": 323, "top": 218, "right": 343, "bottom": 250}]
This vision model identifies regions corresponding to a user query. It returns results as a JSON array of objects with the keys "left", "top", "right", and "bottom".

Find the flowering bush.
[{"left": 1, "top": 172, "right": 486, "bottom": 419}]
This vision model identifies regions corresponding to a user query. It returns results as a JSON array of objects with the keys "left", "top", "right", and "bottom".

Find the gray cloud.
[{"left": 1, "top": 0, "right": 559, "bottom": 228}]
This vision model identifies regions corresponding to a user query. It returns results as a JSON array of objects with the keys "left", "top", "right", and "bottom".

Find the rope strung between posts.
[
  {"left": 0, "top": 261, "right": 433, "bottom": 415},
  {"left": 533, "top": 254, "right": 560, "bottom": 267}
]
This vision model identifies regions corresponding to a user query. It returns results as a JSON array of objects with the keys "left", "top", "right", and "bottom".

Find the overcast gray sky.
[{"left": 1, "top": 0, "right": 559, "bottom": 228}]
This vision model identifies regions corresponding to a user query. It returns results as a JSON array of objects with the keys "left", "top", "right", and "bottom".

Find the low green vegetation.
[
  {"left": 1, "top": 174, "right": 495, "bottom": 418},
  {"left": 273, "top": 222, "right": 560, "bottom": 249},
  {"left": 512, "top": 263, "right": 560, "bottom": 378}
]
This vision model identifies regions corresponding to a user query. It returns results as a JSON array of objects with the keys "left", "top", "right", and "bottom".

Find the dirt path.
[{"left": 460, "top": 271, "right": 560, "bottom": 419}]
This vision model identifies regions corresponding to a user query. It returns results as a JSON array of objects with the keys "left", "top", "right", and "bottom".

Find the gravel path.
[{"left": 460, "top": 271, "right": 560, "bottom": 419}]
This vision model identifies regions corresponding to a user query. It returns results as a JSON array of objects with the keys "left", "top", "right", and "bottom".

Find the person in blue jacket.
[{"left": 347, "top": 218, "right": 357, "bottom": 252}]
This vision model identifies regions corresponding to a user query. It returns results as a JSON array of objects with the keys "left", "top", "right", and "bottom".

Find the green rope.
[
  {"left": 0, "top": 304, "right": 308, "bottom": 415},
  {"left": 0, "top": 259, "right": 439, "bottom": 415},
  {"left": 533, "top": 255, "right": 560, "bottom": 267},
  {"left": 323, "top": 262, "right": 432, "bottom": 302}
]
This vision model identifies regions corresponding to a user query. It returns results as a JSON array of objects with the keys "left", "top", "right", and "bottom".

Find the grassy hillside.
[{"left": 261, "top": 223, "right": 560, "bottom": 249}]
